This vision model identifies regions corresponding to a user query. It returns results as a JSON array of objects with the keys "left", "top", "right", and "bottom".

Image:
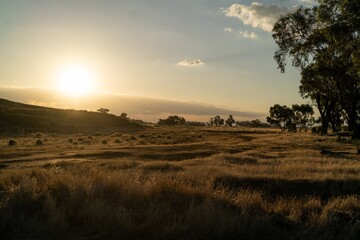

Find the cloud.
[
  {"left": 0, "top": 87, "right": 266, "bottom": 122},
  {"left": 177, "top": 59, "right": 205, "bottom": 67},
  {"left": 224, "top": 27, "right": 235, "bottom": 32},
  {"left": 224, "top": 2, "right": 292, "bottom": 32},
  {"left": 239, "top": 30, "right": 258, "bottom": 39}
]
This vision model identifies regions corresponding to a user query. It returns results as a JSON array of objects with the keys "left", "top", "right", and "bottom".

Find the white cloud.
[
  {"left": 224, "top": 2, "right": 292, "bottom": 32},
  {"left": 224, "top": 27, "right": 235, "bottom": 32},
  {"left": 239, "top": 30, "right": 258, "bottom": 39},
  {"left": 177, "top": 59, "right": 205, "bottom": 67}
]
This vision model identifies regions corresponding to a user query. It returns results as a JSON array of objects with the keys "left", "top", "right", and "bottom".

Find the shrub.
[
  {"left": 68, "top": 138, "right": 74, "bottom": 143},
  {"left": 78, "top": 137, "right": 84, "bottom": 142},
  {"left": 35, "top": 139, "right": 43, "bottom": 146},
  {"left": 87, "top": 136, "right": 93, "bottom": 140},
  {"left": 8, "top": 139, "right": 17, "bottom": 146},
  {"left": 102, "top": 140, "right": 108, "bottom": 144},
  {"left": 115, "top": 139, "right": 121, "bottom": 143}
]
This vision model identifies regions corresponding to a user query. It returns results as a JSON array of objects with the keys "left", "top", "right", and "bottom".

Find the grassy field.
[{"left": 1, "top": 127, "right": 360, "bottom": 239}]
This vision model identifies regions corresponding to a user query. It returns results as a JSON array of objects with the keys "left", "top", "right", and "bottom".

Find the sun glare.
[{"left": 56, "top": 64, "right": 94, "bottom": 96}]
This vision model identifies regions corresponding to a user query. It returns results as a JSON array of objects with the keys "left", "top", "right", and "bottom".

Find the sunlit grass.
[{"left": 1, "top": 127, "right": 360, "bottom": 239}]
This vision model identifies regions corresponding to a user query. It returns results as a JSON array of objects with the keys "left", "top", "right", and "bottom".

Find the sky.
[{"left": 0, "top": 0, "right": 316, "bottom": 121}]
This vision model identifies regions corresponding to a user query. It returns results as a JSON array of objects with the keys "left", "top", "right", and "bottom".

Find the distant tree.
[
  {"left": 212, "top": 115, "right": 224, "bottom": 127},
  {"left": 186, "top": 121, "right": 206, "bottom": 126},
  {"left": 266, "top": 104, "right": 295, "bottom": 131},
  {"left": 292, "top": 104, "right": 314, "bottom": 132},
  {"left": 157, "top": 115, "right": 186, "bottom": 125},
  {"left": 225, "top": 115, "right": 235, "bottom": 127},
  {"left": 120, "top": 113, "right": 128, "bottom": 118},
  {"left": 251, "top": 119, "right": 270, "bottom": 128},
  {"left": 97, "top": 108, "right": 109, "bottom": 114},
  {"left": 209, "top": 118, "right": 214, "bottom": 126},
  {"left": 236, "top": 119, "right": 270, "bottom": 128}
]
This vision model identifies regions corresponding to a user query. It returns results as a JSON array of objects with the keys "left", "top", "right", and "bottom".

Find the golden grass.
[{"left": 1, "top": 127, "right": 360, "bottom": 239}]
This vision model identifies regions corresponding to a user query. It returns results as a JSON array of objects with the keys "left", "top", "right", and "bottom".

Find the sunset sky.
[{"left": 0, "top": 0, "right": 316, "bottom": 121}]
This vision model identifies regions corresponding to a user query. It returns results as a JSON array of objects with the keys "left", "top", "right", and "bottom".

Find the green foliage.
[
  {"left": 273, "top": 0, "right": 360, "bottom": 137},
  {"left": 267, "top": 104, "right": 295, "bottom": 131},
  {"left": 292, "top": 104, "right": 315, "bottom": 132}
]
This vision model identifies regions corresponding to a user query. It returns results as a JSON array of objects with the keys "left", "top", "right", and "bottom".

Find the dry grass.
[{"left": 1, "top": 127, "right": 360, "bottom": 239}]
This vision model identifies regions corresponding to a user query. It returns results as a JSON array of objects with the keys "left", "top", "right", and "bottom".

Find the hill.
[{"left": 0, "top": 98, "right": 142, "bottom": 135}]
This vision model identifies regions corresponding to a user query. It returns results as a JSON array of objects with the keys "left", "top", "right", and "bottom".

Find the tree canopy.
[{"left": 273, "top": 0, "right": 360, "bottom": 137}]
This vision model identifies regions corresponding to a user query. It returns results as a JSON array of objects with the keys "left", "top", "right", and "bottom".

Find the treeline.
[
  {"left": 157, "top": 115, "right": 270, "bottom": 128},
  {"left": 266, "top": 104, "right": 314, "bottom": 132},
  {"left": 273, "top": 0, "right": 360, "bottom": 137}
]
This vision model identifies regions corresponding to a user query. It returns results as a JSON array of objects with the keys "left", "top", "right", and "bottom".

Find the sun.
[{"left": 56, "top": 64, "right": 94, "bottom": 96}]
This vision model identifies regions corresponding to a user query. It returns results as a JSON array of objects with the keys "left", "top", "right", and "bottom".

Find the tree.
[
  {"left": 120, "top": 113, "right": 128, "bottom": 118},
  {"left": 273, "top": 1, "right": 360, "bottom": 137},
  {"left": 225, "top": 115, "right": 235, "bottom": 127},
  {"left": 267, "top": 104, "right": 295, "bottom": 131},
  {"left": 292, "top": 104, "right": 314, "bottom": 132},
  {"left": 157, "top": 115, "right": 186, "bottom": 125},
  {"left": 97, "top": 108, "right": 109, "bottom": 114},
  {"left": 212, "top": 115, "right": 224, "bottom": 127}
]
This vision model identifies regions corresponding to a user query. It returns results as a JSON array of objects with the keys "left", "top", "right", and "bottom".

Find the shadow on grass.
[
  {"left": 140, "top": 151, "right": 217, "bottom": 161},
  {"left": 213, "top": 175, "right": 360, "bottom": 201}
]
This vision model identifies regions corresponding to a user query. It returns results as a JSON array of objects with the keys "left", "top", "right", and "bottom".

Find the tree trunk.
[{"left": 321, "top": 117, "right": 329, "bottom": 134}]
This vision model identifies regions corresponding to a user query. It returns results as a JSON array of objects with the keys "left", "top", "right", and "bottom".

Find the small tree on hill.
[
  {"left": 158, "top": 115, "right": 186, "bottom": 125},
  {"left": 97, "top": 108, "right": 109, "bottom": 114}
]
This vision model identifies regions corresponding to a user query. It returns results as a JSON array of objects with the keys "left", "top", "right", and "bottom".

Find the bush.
[
  {"left": 78, "top": 137, "right": 84, "bottom": 142},
  {"left": 102, "top": 140, "right": 108, "bottom": 144},
  {"left": 68, "top": 138, "right": 74, "bottom": 143},
  {"left": 35, "top": 139, "right": 43, "bottom": 146},
  {"left": 8, "top": 139, "right": 17, "bottom": 146},
  {"left": 115, "top": 139, "right": 121, "bottom": 143},
  {"left": 87, "top": 136, "right": 93, "bottom": 140}
]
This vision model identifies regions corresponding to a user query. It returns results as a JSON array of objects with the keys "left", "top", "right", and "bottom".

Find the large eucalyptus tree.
[{"left": 273, "top": 0, "right": 360, "bottom": 137}]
